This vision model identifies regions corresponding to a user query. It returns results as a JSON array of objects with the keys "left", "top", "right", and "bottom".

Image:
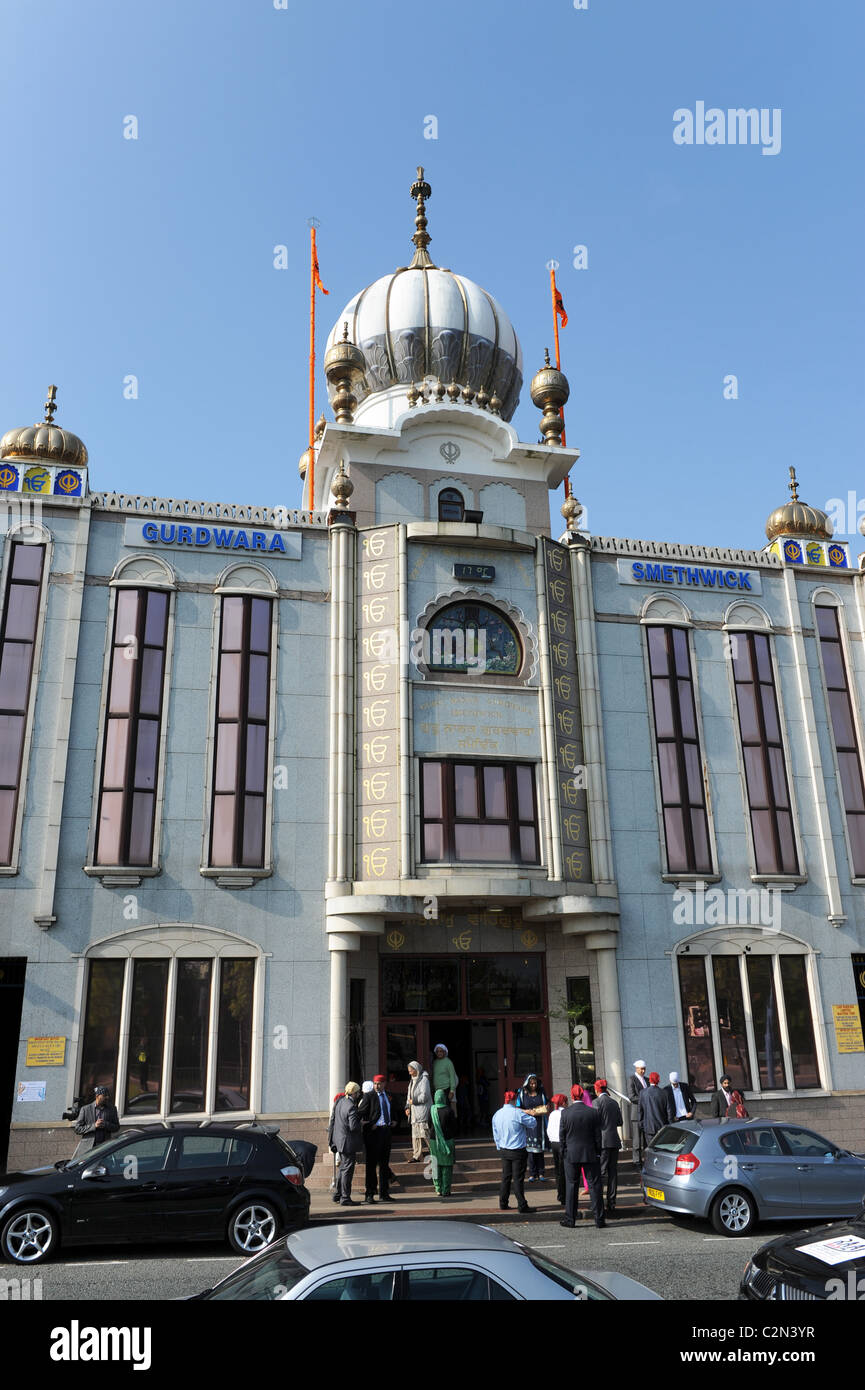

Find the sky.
[{"left": 1, "top": 0, "right": 863, "bottom": 556}]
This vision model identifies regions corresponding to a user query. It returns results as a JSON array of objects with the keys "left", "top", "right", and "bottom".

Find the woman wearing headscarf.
[
  {"left": 516, "top": 1073, "right": 550, "bottom": 1181},
  {"left": 546, "top": 1094, "right": 568, "bottom": 1206},
  {"left": 406, "top": 1060, "right": 432, "bottom": 1161},
  {"left": 431, "top": 1043, "right": 459, "bottom": 1116},
  {"left": 429, "top": 1088, "right": 457, "bottom": 1197}
]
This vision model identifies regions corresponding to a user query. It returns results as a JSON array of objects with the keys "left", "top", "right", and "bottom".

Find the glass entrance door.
[{"left": 502, "top": 1020, "right": 546, "bottom": 1095}]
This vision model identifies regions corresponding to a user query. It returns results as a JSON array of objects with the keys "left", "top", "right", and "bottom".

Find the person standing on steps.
[
  {"left": 429, "top": 1088, "right": 457, "bottom": 1198},
  {"left": 593, "top": 1079, "right": 622, "bottom": 1217},
  {"left": 358, "top": 1074, "right": 398, "bottom": 1204},
  {"left": 431, "top": 1044, "right": 459, "bottom": 1118},
  {"left": 406, "top": 1060, "right": 432, "bottom": 1161},
  {"left": 492, "top": 1090, "right": 538, "bottom": 1214},
  {"left": 327, "top": 1081, "right": 364, "bottom": 1206},
  {"left": 627, "top": 1060, "right": 649, "bottom": 1168}
]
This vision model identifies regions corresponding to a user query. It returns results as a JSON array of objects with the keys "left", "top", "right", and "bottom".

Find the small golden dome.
[
  {"left": 0, "top": 386, "right": 87, "bottom": 468},
  {"left": 765, "top": 467, "right": 832, "bottom": 541},
  {"left": 298, "top": 447, "right": 313, "bottom": 480}
]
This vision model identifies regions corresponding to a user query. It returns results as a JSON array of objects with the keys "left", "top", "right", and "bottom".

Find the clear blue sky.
[{"left": 1, "top": 0, "right": 863, "bottom": 554}]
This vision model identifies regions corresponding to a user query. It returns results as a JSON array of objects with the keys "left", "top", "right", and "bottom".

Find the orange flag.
[
  {"left": 312, "top": 236, "right": 329, "bottom": 296},
  {"left": 554, "top": 287, "right": 568, "bottom": 328}
]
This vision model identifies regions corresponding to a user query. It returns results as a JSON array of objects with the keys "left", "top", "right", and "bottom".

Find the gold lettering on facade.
[
  {"left": 554, "top": 673, "right": 574, "bottom": 702},
  {"left": 363, "top": 735, "right": 390, "bottom": 763},
  {"left": 548, "top": 547, "right": 565, "bottom": 573},
  {"left": 549, "top": 577, "right": 566, "bottom": 604},
  {"left": 552, "top": 641, "right": 570, "bottom": 668},
  {"left": 556, "top": 708, "right": 575, "bottom": 736},
  {"left": 560, "top": 778, "right": 579, "bottom": 806},
  {"left": 521, "top": 929, "right": 539, "bottom": 948},
  {"left": 362, "top": 629, "right": 396, "bottom": 660},
  {"left": 362, "top": 598, "right": 387, "bottom": 624},
  {"left": 564, "top": 850, "right": 586, "bottom": 878},
  {"left": 362, "top": 772, "right": 389, "bottom": 801},
  {"left": 362, "top": 847, "right": 389, "bottom": 878},
  {"left": 558, "top": 742, "right": 578, "bottom": 770},
  {"left": 363, "top": 664, "right": 389, "bottom": 693},
  {"left": 363, "top": 563, "right": 389, "bottom": 591},
  {"left": 452, "top": 931, "right": 472, "bottom": 951},
  {"left": 386, "top": 929, "right": 405, "bottom": 951},
  {"left": 363, "top": 532, "right": 387, "bottom": 558},
  {"left": 362, "top": 808, "right": 390, "bottom": 838},
  {"left": 363, "top": 699, "right": 390, "bottom": 729},
  {"left": 550, "top": 608, "right": 568, "bottom": 635},
  {"left": 563, "top": 814, "right": 583, "bottom": 842}
]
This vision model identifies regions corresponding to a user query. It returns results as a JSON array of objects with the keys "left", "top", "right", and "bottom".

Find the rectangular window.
[
  {"left": 731, "top": 632, "right": 798, "bottom": 875},
  {"left": 646, "top": 626, "right": 712, "bottom": 874},
  {"left": 214, "top": 959, "right": 255, "bottom": 1110},
  {"left": 95, "top": 588, "right": 169, "bottom": 865},
  {"left": 0, "top": 541, "right": 45, "bottom": 863},
  {"left": 677, "top": 956, "right": 716, "bottom": 1092},
  {"left": 815, "top": 606, "right": 865, "bottom": 875},
  {"left": 170, "top": 959, "right": 213, "bottom": 1111},
  {"left": 420, "top": 759, "right": 539, "bottom": 865},
  {"left": 210, "top": 596, "right": 272, "bottom": 868}
]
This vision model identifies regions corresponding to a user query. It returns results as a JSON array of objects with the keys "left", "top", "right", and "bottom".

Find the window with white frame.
[
  {"left": 814, "top": 603, "right": 865, "bottom": 876},
  {"left": 645, "top": 623, "right": 712, "bottom": 875},
  {"left": 0, "top": 532, "right": 49, "bottom": 867},
  {"left": 676, "top": 935, "right": 821, "bottom": 1096},
  {"left": 78, "top": 943, "right": 258, "bottom": 1117},
  {"left": 729, "top": 630, "right": 799, "bottom": 876}
]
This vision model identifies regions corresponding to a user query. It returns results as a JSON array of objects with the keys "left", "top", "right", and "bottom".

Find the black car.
[
  {"left": 741, "top": 1210, "right": 865, "bottom": 1300},
  {"left": 0, "top": 1122, "right": 312, "bottom": 1265}
]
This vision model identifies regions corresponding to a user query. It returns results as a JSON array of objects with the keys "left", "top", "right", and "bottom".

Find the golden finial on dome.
[
  {"left": 530, "top": 349, "right": 569, "bottom": 446},
  {"left": 0, "top": 385, "right": 88, "bottom": 467},
  {"left": 409, "top": 166, "right": 435, "bottom": 270},
  {"left": 330, "top": 458, "right": 354, "bottom": 509},
  {"left": 765, "top": 465, "right": 833, "bottom": 541},
  {"left": 44, "top": 385, "right": 58, "bottom": 424}
]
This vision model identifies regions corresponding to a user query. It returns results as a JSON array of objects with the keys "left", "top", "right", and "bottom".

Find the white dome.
[{"left": 325, "top": 265, "right": 523, "bottom": 423}]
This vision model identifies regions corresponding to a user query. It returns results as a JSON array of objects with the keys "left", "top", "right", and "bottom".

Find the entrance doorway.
[
  {"left": 380, "top": 953, "right": 550, "bottom": 1131},
  {"left": 0, "top": 958, "right": 26, "bottom": 1172}
]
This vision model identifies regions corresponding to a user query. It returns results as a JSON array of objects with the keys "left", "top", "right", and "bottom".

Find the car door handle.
[
  {"left": 140, "top": 1182, "right": 158, "bottom": 1191},
  {"left": 740, "top": 1163, "right": 756, "bottom": 1171},
  {"left": 795, "top": 1165, "right": 811, "bottom": 1171},
  {"left": 215, "top": 1177, "right": 230, "bottom": 1185}
]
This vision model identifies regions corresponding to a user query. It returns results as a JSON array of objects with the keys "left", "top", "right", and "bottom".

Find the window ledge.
[
  {"left": 749, "top": 874, "right": 807, "bottom": 888},
  {"left": 199, "top": 866, "right": 272, "bottom": 889},
  {"left": 83, "top": 866, "right": 161, "bottom": 887},
  {"left": 0, "top": 865, "right": 19, "bottom": 877},
  {"left": 661, "top": 873, "right": 721, "bottom": 887}
]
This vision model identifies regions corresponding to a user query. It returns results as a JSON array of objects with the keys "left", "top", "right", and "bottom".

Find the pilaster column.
[{"left": 585, "top": 932, "right": 625, "bottom": 1097}]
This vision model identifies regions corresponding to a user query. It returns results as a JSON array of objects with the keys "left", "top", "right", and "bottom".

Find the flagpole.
[
  {"left": 549, "top": 263, "right": 570, "bottom": 496},
  {"left": 308, "top": 224, "right": 318, "bottom": 513}
]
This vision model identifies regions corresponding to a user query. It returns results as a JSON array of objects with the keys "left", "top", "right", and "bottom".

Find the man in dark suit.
[
  {"left": 638, "top": 1071, "right": 674, "bottom": 1146},
  {"left": 592, "top": 1079, "right": 622, "bottom": 1216},
  {"left": 662, "top": 1070, "right": 697, "bottom": 1122},
  {"left": 627, "top": 1060, "right": 649, "bottom": 1167},
  {"left": 358, "top": 1074, "right": 398, "bottom": 1204},
  {"left": 558, "top": 1085, "right": 605, "bottom": 1229}
]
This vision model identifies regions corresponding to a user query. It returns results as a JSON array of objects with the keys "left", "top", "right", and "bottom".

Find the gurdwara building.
[{"left": 1, "top": 171, "right": 864, "bottom": 1173}]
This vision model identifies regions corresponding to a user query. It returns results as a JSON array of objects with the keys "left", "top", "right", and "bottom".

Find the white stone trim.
[
  {"left": 110, "top": 553, "right": 176, "bottom": 590},
  {"left": 592, "top": 535, "right": 781, "bottom": 568}
]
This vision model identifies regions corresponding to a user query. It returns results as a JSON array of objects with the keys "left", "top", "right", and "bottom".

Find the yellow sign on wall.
[
  {"left": 25, "top": 1036, "right": 66, "bottom": 1067},
  {"left": 832, "top": 1005, "right": 865, "bottom": 1054}
]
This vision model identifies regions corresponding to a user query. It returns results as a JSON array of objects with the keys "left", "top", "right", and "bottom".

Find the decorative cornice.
[
  {"left": 89, "top": 493, "right": 327, "bottom": 527},
  {"left": 590, "top": 535, "right": 782, "bottom": 567}
]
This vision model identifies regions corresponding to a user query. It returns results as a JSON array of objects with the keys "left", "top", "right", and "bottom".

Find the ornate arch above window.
[
  {"left": 413, "top": 589, "right": 538, "bottom": 684},
  {"left": 110, "top": 553, "right": 176, "bottom": 590},
  {"left": 215, "top": 562, "right": 278, "bottom": 596},
  {"left": 723, "top": 600, "right": 772, "bottom": 631},
  {"left": 640, "top": 593, "right": 692, "bottom": 627},
  {"left": 428, "top": 476, "right": 475, "bottom": 521}
]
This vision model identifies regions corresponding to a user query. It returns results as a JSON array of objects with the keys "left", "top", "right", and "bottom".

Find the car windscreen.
[
  {"left": 204, "top": 1245, "right": 310, "bottom": 1301},
  {"left": 528, "top": 1253, "right": 611, "bottom": 1300},
  {"left": 649, "top": 1125, "right": 697, "bottom": 1154}
]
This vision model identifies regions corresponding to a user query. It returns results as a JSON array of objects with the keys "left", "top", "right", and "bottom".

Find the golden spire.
[
  {"left": 765, "top": 465, "right": 832, "bottom": 541},
  {"left": 409, "top": 166, "right": 435, "bottom": 269},
  {"left": 788, "top": 465, "right": 799, "bottom": 502},
  {"left": 44, "top": 385, "right": 58, "bottom": 424}
]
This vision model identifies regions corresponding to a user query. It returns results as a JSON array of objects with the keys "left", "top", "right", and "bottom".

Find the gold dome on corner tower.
[
  {"left": 0, "top": 386, "right": 88, "bottom": 469},
  {"left": 765, "top": 466, "right": 832, "bottom": 541}
]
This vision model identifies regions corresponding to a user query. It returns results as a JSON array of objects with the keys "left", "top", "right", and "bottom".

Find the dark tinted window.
[
  {"left": 719, "top": 1131, "right": 744, "bottom": 1155},
  {"left": 304, "top": 1271, "right": 394, "bottom": 1301},
  {"left": 650, "top": 1126, "right": 697, "bottom": 1154},
  {"left": 206, "top": 1246, "right": 310, "bottom": 1301}
]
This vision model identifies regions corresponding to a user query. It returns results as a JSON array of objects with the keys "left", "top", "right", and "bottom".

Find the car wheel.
[
  {"left": 1, "top": 1207, "right": 58, "bottom": 1264},
  {"left": 711, "top": 1188, "right": 756, "bottom": 1236},
  {"left": 227, "top": 1201, "right": 280, "bottom": 1256}
]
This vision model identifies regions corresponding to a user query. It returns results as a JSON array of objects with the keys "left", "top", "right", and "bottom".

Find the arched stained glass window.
[
  {"left": 438, "top": 488, "right": 465, "bottom": 522},
  {"left": 428, "top": 602, "right": 521, "bottom": 675}
]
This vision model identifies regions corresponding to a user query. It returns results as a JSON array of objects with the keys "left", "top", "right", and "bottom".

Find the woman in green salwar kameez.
[{"left": 429, "top": 1088, "right": 457, "bottom": 1197}]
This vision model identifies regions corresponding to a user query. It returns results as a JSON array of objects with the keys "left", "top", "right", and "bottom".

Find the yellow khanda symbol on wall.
[
  {"left": 386, "top": 930, "right": 405, "bottom": 951},
  {"left": 805, "top": 542, "right": 825, "bottom": 566},
  {"left": 521, "top": 930, "right": 539, "bottom": 949},
  {"left": 23, "top": 466, "right": 51, "bottom": 493}
]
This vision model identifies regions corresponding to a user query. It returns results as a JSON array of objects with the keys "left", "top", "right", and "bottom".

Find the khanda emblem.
[
  {"left": 386, "top": 930, "right": 405, "bottom": 951},
  {"left": 439, "top": 441, "right": 461, "bottom": 465}
]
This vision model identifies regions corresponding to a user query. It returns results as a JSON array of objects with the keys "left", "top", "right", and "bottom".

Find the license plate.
[{"left": 646, "top": 1186, "right": 665, "bottom": 1201}]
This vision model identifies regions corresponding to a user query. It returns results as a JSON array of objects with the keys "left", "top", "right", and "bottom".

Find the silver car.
[
  {"left": 190, "top": 1220, "right": 663, "bottom": 1301},
  {"left": 642, "top": 1118, "right": 865, "bottom": 1236}
]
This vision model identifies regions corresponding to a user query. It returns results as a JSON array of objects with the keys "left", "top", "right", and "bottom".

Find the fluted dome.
[
  {"left": 324, "top": 169, "right": 522, "bottom": 425},
  {"left": 0, "top": 387, "right": 87, "bottom": 468},
  {"left": 765, "top": 467, "right": 832, "bottom": 541}
]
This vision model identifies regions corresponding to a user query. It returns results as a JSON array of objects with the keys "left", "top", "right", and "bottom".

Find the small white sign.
[
  {"left": 16, "top": 1082, "right": 46, "bottom": 1103},
  {"left": 794, "top": 1234, "right": 865, "bottom": 1266}
]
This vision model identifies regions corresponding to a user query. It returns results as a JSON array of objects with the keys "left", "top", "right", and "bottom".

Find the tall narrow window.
[
  {"left": 0, "top": 540, "right": 45, "bottom": 864},
  {"left": 646, "top": 625, "right": 711, "bottom": 874},
  {"left": 210, "top": 595, "right": 273, "bottom": 867},
  {"left": 730, "top": 631, "right": 798, "bottom": 875},
  {"left": 95, "top": 588, "right": 169, "bottom": 865},
  {"left": 815, "top": 605, "right": 865, "bottom": 875}
]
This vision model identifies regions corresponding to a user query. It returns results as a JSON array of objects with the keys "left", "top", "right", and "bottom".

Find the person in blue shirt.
[{"left": 492, "top": 1089, "right": 541, "bottom": 1213}]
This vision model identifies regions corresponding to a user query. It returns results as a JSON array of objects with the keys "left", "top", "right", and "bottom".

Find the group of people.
[
  {"left": 492, "top": 1076, "right": 622, "bottom": 1226},
  {"left": 627, "top": 1060, "right": 748, "bottom": 1165}
]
